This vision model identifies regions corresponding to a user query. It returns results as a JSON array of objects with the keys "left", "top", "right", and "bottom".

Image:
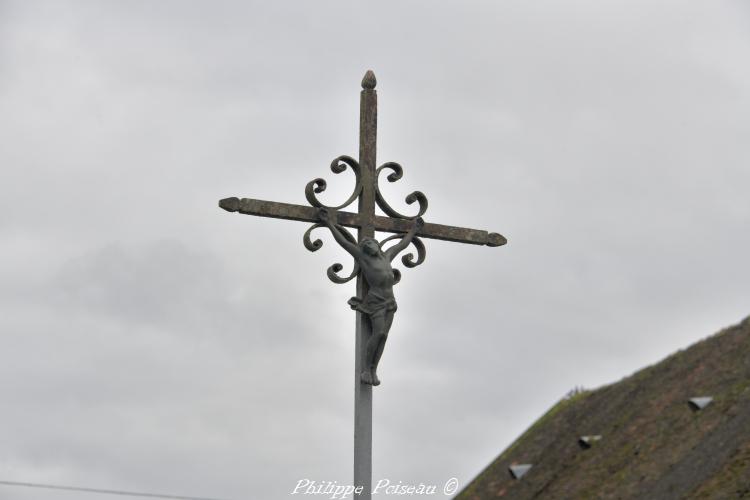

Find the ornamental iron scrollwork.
[
  {"left": 375, "top": 162, "right": 428, "bottom": 220},
  {"left": 304, "top": 155, "right": 362, "bottom": 210},
  {"left": 379, "top": 233, "right": 426, "bottom": 269},
  {"left": 303, "top": 221, "right": 360, "bottom": 284},
  {"left": 303, "top": 156, "right": 428, "bottom": 284}
]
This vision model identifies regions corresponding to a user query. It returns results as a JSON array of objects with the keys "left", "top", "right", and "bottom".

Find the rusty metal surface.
[
  {"left": 218, "top": 70, "right": 508, "bottom": 500},
  {"left": 219, "top": 197, "right": 507, "bottom": 247},
  {"left": 220, "top": 69, "right": 506, "bottom": 288}
]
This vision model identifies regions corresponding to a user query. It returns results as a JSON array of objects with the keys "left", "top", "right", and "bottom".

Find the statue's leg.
[
  {"left": 363, "top": 312, "right": 386, "bottom": 385},
  {"left": 370, "top": 312, "right": 395, "bottom": 386}
]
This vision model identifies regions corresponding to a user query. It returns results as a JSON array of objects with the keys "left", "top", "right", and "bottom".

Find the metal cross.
[{"left": 218, "top": 70, "right": 506, "bottom": 499}]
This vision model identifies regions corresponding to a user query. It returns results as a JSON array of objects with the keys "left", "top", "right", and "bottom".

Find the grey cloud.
[{"left": 1, "top": 1, "right": 749, "bottom": 499}]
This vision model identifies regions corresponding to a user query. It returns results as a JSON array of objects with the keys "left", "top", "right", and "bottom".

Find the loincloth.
[{"left": 348, "top": 291, "right": 397, "bottom": 316}]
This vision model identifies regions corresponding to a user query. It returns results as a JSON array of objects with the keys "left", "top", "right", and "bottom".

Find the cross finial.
[{"left": 361, "top": 70, "right": 377, "bottom": 90}]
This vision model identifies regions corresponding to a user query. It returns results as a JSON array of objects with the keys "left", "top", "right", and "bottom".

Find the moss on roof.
[{"left": 457, "top": 316, "right": 750, "bottom": 500}]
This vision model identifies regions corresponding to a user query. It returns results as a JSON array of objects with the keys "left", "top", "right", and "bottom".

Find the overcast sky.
[{"left": 1, "top": 1, "right": 749, "bottom": 499}]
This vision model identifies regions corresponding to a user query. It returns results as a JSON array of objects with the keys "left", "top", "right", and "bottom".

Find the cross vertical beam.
[{"left": 354, "top": 70, "right": 377, "bottom": 499}]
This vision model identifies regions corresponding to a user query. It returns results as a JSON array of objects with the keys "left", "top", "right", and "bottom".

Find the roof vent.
[
  {"left": 578, "top": 435, "right": 602, "bottom": 449},
  {"left": 509, "top": 464, "right": 532, "bottom": 479},
  {"left": 688, "top": 397, "right": 713, "bottom": 410}
]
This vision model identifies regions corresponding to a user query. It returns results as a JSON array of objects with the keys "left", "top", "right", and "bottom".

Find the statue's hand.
[{"left": 414, "top": 216, "right": 425, "bottom": 231}]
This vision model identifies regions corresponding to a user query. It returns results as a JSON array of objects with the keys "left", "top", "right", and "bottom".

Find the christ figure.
[{"left": 318, "top": 207, "right": 423, "bottom": 386}]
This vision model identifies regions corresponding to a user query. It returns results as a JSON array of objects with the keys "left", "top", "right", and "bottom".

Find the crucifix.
[{"left": 218, "top": 70, "right": 506, "bottom": 499}]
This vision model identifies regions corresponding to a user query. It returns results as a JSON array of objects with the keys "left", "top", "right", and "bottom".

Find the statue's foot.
[
  {"left": 360, "top": 371, "right": 374, "bottom": 385},
  {"left": 372, "top": 372, "right": 380, "bottom": 386}
]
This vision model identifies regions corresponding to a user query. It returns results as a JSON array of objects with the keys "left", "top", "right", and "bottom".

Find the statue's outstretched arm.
[
  {"left": 318, "top": 208, "right": 361, "bottom": 259},
  {"left": 385, "top": 217, "right": 424, "bottom": 262}
]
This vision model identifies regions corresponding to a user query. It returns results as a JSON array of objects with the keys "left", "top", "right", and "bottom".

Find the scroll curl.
[
  {"left": 303, "top": 222, "right": 360, "bottom": 284},
  {"left": 305, "top": 156, "right": 362, "bottom": 210},
  {"left": 375, "top": 162, "right": 429, "bottom": 219},
  {"left": 326, "top": 261, "right": 360, "bottom": 284},
  {"left": 379, "top": 232, "right": 427, "bottom": 271}
]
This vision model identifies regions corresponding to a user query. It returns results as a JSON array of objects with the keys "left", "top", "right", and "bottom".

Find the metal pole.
[{"left": 354, "top": 70, "right": 377, "bottom": 499}]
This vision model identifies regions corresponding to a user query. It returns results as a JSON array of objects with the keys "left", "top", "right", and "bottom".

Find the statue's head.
[{"left": 360, "top": 238, "right": 381, "bottom": 256}]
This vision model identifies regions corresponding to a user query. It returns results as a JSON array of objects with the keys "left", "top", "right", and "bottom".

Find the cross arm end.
[
  {"left": 219, "top": 197, "right": 240, "bottom": 212},
  {"left": 487, "top": 232, "right": 508, "bottom": 247}
]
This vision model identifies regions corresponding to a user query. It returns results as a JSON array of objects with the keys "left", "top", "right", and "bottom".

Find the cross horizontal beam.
[{"left": 219, "top": 196, "right": 507, "bottom": 247}]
